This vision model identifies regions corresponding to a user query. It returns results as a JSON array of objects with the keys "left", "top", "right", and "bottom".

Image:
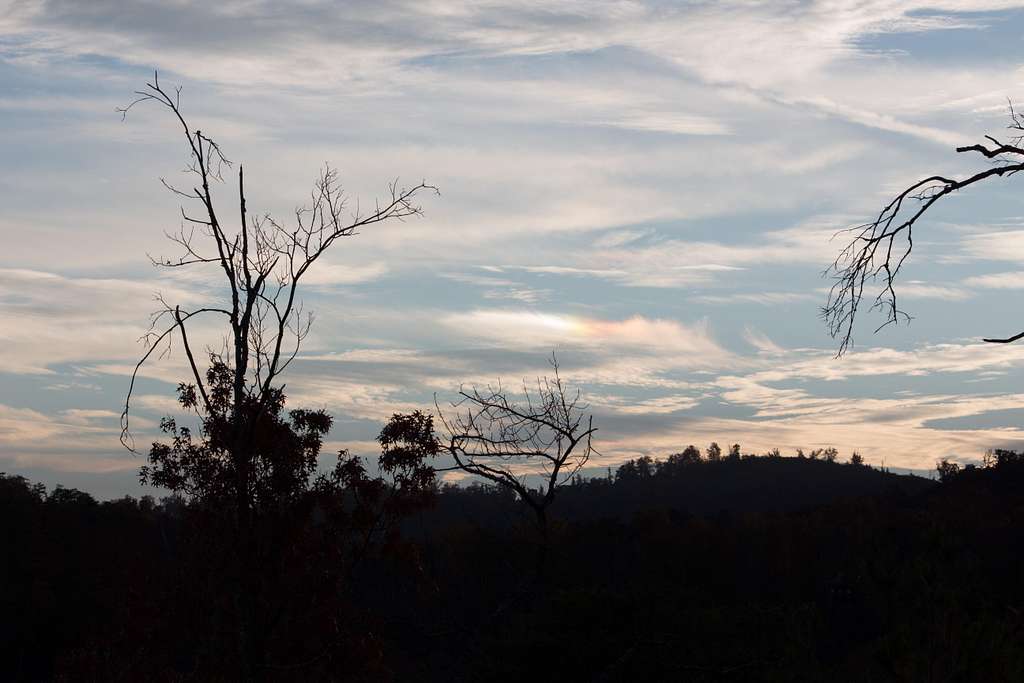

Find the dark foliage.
[
  {"left": 0, "top": 398, "right": 437, "bottom": 681},
  {"left": 8, "top": 449, "right": 1024, "bottom": 681},
  {"left": 101, "top": 73, "right": 440, "bottom": 680}
]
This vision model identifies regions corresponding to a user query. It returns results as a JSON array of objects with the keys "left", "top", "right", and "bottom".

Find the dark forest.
[{"left": 6, "top": 446, "right": 1024, "bottom": 681}]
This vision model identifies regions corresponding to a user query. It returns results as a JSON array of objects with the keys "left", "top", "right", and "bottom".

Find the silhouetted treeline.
[
  {"left": 416, "top": 446, "right": 933, "bottom": 532},
  {"left": 555, "top": 445, "right": 932, "bottom": 520},
  {"left": 6, "top": 449, "right": 1024, "bottom": 681}
]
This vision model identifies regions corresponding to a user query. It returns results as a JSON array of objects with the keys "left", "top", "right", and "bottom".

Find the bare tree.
[
  {"left": 116, "top": 73, "right": 436, "bottom": 675},
  {"left": 435, "top": 355, "right": 597, "bottom": 548},
  {"left": 824, "top": 103, "right": 1024, "bottom": 355},
  {"left": 119, "top": 71, "right": 435, "bottom": 474}
]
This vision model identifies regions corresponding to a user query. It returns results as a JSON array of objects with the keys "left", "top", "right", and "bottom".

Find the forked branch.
[
  {"left": 823, "top": 103, "right": 1024, "bottom": 355},
  {"left": 118, "top": 72, "right": 437, "bottom": 450},
  {"left": 435, "top": 354, "right": 597, "bottom": 524}
]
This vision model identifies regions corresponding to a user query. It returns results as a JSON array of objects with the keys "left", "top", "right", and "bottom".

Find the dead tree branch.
[
  {"left": 435, "top": 354, "right": 597, "bottom": 529},
  {"left": 823, "top": 102, "right": 1024, "bottom": 355}
]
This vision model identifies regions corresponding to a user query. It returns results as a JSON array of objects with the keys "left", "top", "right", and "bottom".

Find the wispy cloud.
[
  {"left": 693, "top": 292, "right": 817, "bottom": 306},
  {"left": 898, "top": 282, "right": 972, "bottom": 300},
  {"left": 302, "top": 261, "right": 389, "bottom": 287},
  {"left": 442, "top": 310, "right": 733, "bottom": 365},
  {"left": 0, "top": 268, "right": 209, "bottom": 374},
  {"left": 964, "top": 271, "right": 1024, "bottom": 289}
]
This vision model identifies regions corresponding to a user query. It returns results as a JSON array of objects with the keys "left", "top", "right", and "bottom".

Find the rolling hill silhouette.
[{"left": 420, "top": 456, "right": 937, "bottom": 532}]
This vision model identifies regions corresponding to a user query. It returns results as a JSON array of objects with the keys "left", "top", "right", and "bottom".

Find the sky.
[{"left": 5, "top": 1, "right": 1024, "bottom": 497}]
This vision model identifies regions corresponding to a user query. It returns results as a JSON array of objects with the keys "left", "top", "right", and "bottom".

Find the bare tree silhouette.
[
  {"left": 118, "top": 70, "right": 435, "bottom": 457},
  {"left": 435, "top": 354, "right": 596, "bottom": 571},
  {"left": 824, "top": 103, "right": 1024, "bottom": 355}
]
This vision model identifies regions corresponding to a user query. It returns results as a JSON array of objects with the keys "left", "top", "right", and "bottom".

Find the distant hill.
[
  {"left": 424, "top": 457, "right": 938, "bottom": 530},
  {"left": 9, "top": 455, "right": 1024, "bottom": 681}
]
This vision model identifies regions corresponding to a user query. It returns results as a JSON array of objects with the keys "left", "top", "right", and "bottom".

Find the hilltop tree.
[
  {"left": 936, "top": 459, "right": 961, "bottom": 482},
  {"left": 706, "top": 441, "right": 722, "bottom": 462},
  {"left": 616, "top": 456, "right": 654, "bottom": 481},
  {"left": 824, "top": 104, "right": 1024, "bottom": 353},
  {"left": 661, "top": 445, "right": 702, "bottom": 475},
  {"left": 979, "top": 448, "right": 1024, "bottom": 471}
]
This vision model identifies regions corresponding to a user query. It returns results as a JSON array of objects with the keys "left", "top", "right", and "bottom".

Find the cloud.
[
  {"left": 0, "top": 403, "right": 139, "bottom": 474},
  {"left": 591, "top": 111, "right": 730, "bottom": 136},
  {"left": 781, "top": 95, "right": 966, "bottom": 147},
  {"left": 592, "top": 229, "right": 653, "bottom": 249},
  {"left": 964, "top": 271, "right": 1024, "bottom": 289},
  {"left": 43, "top": 380, "right": 102, "bottom": 392},
  {"left": 0, "top": 404, "right": 65, "bottom": 445},
  {"left": 59, "top": 409, "right": 121, "bottom": 427},
  {"left": 0, "top": 268, "right": 211, "bottom": 374},
  {"left": 557, "top": 217, "right": 850, "bottom": 288},
  {"left": 482, "top": 286, "right": 551, "bottom": 304},
  {"left": 693, "top": 292, "right": 816, "bottom": 306},
  {"left": 284, "top": 376, "right": 425, "bottom": 422},
  {"left": 301, "top": 261, "right": 389, "bottom": 287},
  {"left": 743, "top": 327, "right": 785, "bottom": 355},
  {"left": 7, "top": 1, "right": 1018, "bottom": 135},
  {"left": 705, "top": 374, "right": 1024, "bottom": 468},
  {"left": 590, "top": 393, "right": 703, "bottom": 415},
  {"left": 751, "top": 342, "right": 1024, "bottom": 383},
  {"left": 501, "top": 265, "right": 630, "bottom": 278},
  {"left": 440, "top": 271, "right": 551, "bottom": 303},
  {"left": 442, "top": 310, "right": 733, "bottom": 364},
  {"left": 961, "top": 230, "right": 1024, "bottom": 261},
  {"left": 897, "top": 282, "right": 971, "bottom": 300}
]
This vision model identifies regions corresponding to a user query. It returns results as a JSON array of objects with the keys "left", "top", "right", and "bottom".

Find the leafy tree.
[
  {"left": 662, "top": 445, "right": 702, "bottom": 475},
  {"left": 984, "top": 448, "right": 1024, "bottom": 469},
  {"left": 0, "top": 472, "right": 46, "bottom": 505},
  {"left": 45, "top": 486, "right": 97, "bottom": 508},
  {"left": 615, "top": 460, "right": 637, "bottom": 480},
  {"left": 136, "top": 363, "right": 440, "bottom": 674},
  {"left": 727, "top": 443, "right": 741, "bottom": 461},
  {"left": 706, "top": 441, "right": 722, "bottom": 462},
  {"left": 118, "top": 71, "right": 433, "bottom": 491},
  {"left": 849, "top": 451, "right": 864, "bottom": 466},
  {"left": 616, "top": 455, "right": 654, "bottom": 481},
  {"left": 141, "top": 361, "right": 332, "bottom": 504},
  {"left": 636, "top": 455, "right": 655, "bottom": 478},
  {"left": 936, "top": 459, "right": 961, "bottom": 482},
  {"left": 377, "top": 410, "right": 442, "bottom": 504},
  {"left": 116, "top": 72, "right": 437, "bottom": 677}
]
